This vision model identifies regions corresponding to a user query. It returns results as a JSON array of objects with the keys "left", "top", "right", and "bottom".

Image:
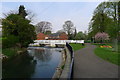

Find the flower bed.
[{"left": 100, "top": 45, "right": 112, "bottom": 48}]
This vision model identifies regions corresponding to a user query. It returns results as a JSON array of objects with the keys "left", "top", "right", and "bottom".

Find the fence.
[{"left": 66, "top": 43, "right": 74, "bottom": 80}]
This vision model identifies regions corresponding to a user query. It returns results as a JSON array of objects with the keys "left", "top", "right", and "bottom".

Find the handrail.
[{"left": 66, "top": 43, "right": 74, "bottom": 80}]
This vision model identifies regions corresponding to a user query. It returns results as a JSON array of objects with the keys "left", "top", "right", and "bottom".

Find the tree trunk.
[{"left": 112, "top": 39, "right": 118, "bottom": 52}]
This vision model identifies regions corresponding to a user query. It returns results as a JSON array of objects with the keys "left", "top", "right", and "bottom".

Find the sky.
[{"left": 1, "top": 1, "right": 104, "bottom": 33}]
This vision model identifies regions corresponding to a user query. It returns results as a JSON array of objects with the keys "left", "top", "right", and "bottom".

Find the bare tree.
[
  {"left": 36, "top": 21, "right": 52, "bottom": 34},
  {"left": 63, "top": 20, "right": 75, "bottom": 39},
  {"left": 26, "top": 10, "right": 35, "bottom": 22}
]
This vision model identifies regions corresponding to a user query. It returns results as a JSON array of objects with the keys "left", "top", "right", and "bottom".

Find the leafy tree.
[
  {"left": 63, "top": 20, "right": 75, "bottom": 39},
  {"left": 36, "top": 21, "right": 52, "bottom": 34},
  {"left": 2, "top": 35, "right": 19, "bottom": 48},
  {"left": 88, "top": 1, "right": 120, "bottom": 51},
  {"left": 88, "top": 2, "right": 119, "bottom": 39},
  {"left": 75, "top": 31, "right": 86, "bottom": 40},
  {"left": 2, "top": 13, "right": 36, "bottom": 48}
]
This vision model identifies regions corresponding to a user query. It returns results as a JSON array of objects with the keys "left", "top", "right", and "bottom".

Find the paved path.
[{"left": 73, "top": 43, "right": 119, "bottom": 78}]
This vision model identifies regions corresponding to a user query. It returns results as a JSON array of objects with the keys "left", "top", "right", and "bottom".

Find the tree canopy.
[
  {"left": 63, "top": 20, "right": 75, "bottom": 39},
  {"left": 88, "top": 1, "right": 120, "bottom": 39},
  {"left": 2, "top": 5, "right": 36, "bottom": 48},
  {"left": 36, "top": 21, "right": 52, "bottom": 34},
  {"left": 75, "top": 31, "right": 86, "bottom": 40}
]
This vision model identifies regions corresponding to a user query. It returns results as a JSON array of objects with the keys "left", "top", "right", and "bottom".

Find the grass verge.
[
  {"left": 94, "top": 43, "right": 120, "bottom": 66},
  {"left": 70, "top": 43, "right": 85, "bottom": 51}
]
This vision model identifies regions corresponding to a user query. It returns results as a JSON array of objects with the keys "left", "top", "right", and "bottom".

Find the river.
[{"left": 2, "top": 47, "right": 63, "bottom": 79}]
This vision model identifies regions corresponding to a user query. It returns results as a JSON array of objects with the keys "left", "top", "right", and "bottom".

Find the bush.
[
  {"left": 84, "top": 40, "right": 91, "bottom": 43},
  {"left": 2, "top": 35, "right": 19, "bottom": 49}
]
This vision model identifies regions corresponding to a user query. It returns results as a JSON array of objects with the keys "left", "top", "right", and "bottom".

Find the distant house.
[
  {"left": 37, "top": 32, "right": 68, "bottom": 40},
  {"left": 48, "top": 32, "right": 68, "bottom": 40},
  {"left": 37, "top": 33, "right": 48, "bottom": 40}
]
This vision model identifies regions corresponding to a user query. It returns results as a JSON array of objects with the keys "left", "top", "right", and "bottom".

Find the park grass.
[
  {"left": 70, "top": 43, "right": 85, "bottom": 51},
  {"left": 94, "top": 43, "right": 120, "bottom": 66}
]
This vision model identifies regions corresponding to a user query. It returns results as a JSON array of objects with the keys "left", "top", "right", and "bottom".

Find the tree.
[
  {"left": 95, "top": 32, "right": 109, "bottom": 43},
  {"left": 74, "top": 28, "right": 77, "bottom": 39},
  {"left": 18, "top": 5, "right": 27, "bottom": 19},
  {"left": 88, "top": 1, "right": 120, "bottom": 51},
  {"left": 88, "top": 1, "right": 119, "bottom": 39},
  {"left": 36, "top": 21, "right": 52, "bottom": 34},
  {"left": 63, "top": 20, "right": 75, "bottom": 39},
  {"left": 2, "top": 6, "right": 36, "bottom": 48},
  {"left": 75, "top": 31, "right": 86, "bottom": 40}
]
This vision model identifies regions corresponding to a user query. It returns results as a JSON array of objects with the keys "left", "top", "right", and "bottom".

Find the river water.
[{"left": 2, "top": 47, "right": 63, "bottom": 79}]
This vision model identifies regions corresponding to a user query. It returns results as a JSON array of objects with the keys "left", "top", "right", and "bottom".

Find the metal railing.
[{"left": 66, "top": 43, "right": 74, "bottom": 80}]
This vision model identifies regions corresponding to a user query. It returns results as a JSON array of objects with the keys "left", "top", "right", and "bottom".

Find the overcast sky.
[{"left": 1, "top": 1, "right": 104, "bottom": 33}]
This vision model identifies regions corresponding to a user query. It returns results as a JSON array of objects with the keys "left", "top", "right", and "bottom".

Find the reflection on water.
[
  {"left": 2, "top": 52, "right": 35, "bottom": 79},
  {"left": 2, "top": 47, "right": 63, "bottom": 79},
  {"left": 28, "top": 47, "right": 62, "bottom": 78}
]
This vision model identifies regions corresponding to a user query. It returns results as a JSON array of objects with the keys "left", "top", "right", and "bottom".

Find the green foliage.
[
  {"left": 106, "top": 20, "right": 118, "bottom": 38},
  {"left": 70, "top": 43, "right": 85, "bottom": 51},
  {"left": 2, "top": 35, "right": 19, "bottom": 49},
  {"left": 2, "top": 13, "right": 36, "bottom": 48},
  {"left": 84, "top": 40, "right": 91, "bottom": 43},
  {"left": 2, "top": 48, "right": 17, "bottom": 57},
  {"left": 75, "top": 31, "right": 86, "bottom": 40},
  {"left": 88, "top": 2, "right": 120, "bottom": 40},
  {"left": 94, "top": 45, "right": 120, "bottom": 66}
]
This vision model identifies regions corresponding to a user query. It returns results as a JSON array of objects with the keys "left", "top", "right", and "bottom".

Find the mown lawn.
[
  {"left": 70, "top": 43, "right": 85, "bottom": 51},
  {"left": 94, "top": 43, "right": 120, "bottom": 66}
]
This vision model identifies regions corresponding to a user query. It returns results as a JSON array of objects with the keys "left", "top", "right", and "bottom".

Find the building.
[
  {"left": 37, "top": 32, "right": 68, "bottom": 40},
  {"left": 37, "top": 33, "right": 48, "bottom": 40}
]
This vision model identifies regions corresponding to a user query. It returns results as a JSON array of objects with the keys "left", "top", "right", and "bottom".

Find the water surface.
[{"left": 2, "top": 47, "right": 63, "bottom": 79}]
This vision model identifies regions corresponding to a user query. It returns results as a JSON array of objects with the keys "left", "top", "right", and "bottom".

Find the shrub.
[
  {"left": 84, "top": 40, "right": 91, "bottom": 43},
  {"left": 2, "top": 35, "right": 19, "bottom": 49}
]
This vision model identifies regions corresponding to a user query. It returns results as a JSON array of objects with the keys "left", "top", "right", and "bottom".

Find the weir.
[{"left": 29, "top": 40, "right": 84, "bottom": 47}]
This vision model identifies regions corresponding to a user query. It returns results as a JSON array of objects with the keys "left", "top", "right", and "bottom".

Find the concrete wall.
[{"left": 52, "top": 46, "right": 73, "bottom": 80}]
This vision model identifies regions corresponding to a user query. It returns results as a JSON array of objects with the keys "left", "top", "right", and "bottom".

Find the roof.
[
  {"left": 49, "top": 33, "right": 60, "bottom": 37},
  {"left": 49, "top": 32, "right": 66, "bottom": 37}
]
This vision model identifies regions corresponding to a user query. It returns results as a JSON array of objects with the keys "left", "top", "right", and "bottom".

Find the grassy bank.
[
  {"left": 70, "top": 43, "right": 85, "bottom": 51},
  {"left": 2, "top": 48, "right": 17, "bottom": 57},
  {"left": 2, "top": 48, "right": 26, "bottom": 58},
  {"left": 94, "top": 43, "right": 120, "bottom": 66}
]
